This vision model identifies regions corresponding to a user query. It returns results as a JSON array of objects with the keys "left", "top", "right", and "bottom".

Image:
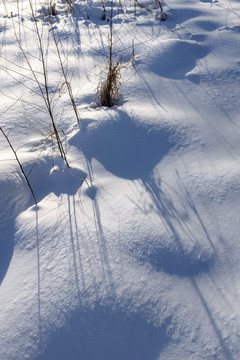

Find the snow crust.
[{"left": 1, "top": 0, "right": 240, "bottom": 359}]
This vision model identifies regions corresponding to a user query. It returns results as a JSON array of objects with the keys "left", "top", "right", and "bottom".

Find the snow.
[{"left": 1, "top": 0, "right": 240, "bottom": 359}]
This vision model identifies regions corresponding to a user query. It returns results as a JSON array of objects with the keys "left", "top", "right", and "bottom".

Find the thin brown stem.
[{"left": 0, "top": 127, "right": 37, "bottom": 206}]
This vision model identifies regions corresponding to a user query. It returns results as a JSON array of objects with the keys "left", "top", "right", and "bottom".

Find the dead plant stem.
[{"left": 0, "top": 127, "right": 37, "bottom": 205}]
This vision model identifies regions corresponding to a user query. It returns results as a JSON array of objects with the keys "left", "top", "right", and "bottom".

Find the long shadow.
[
  {"left": 67, "top": 195, "right": 82, "bottom": 299},
  {"left": 137, "top": 175, "right": 214, "bottom": 276},
  {"left": 72, "top": 197, "right": 87, "bottom": 291},
  {"left": 175, "top": 170, "right": 215, "bottom": 251},
  {"left": 172, "top": 79, "right": 240, "bottom": 158},
  {"left": 35, "top": 162, "right": 171, "bottom": 360},
  {"left": 70, "top": 108, "right": 216, "bottom": 279},
  {"left": 71, "top": 3, "right": 84, "bottom": 52},
  {"left": 92, "top": 193, "right": 116, "bottom": 292},
  {"left": 70, "top": 109, "right": 215, "bottom": 276},
  {"left": 35, "top": 207, "right": 43, "bottom": 350},
  {"left": 135, "top": 63, "right": 168, "bottom": 110},
  {"left": 84, "top": 158, "right": 116, "bottom": 292},
  {"left": 72, "top": 195, "right": 103, "bottom": 300},
  {"left": 66, "top": 191, "right": 105, "bottom": 299},
  {"left": 191, "top": 278, "right": 233, "bottom": 359}
]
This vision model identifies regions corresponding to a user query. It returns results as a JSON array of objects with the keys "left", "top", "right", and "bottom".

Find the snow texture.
[{"left": 0, "top": 0, "right": 240, "bottom": 359}]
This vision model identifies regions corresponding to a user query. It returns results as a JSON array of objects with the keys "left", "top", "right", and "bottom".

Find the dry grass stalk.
[
  {"left": 0, "top": 127, "right": 38, "bottom": 205},
  {"left": 97, "top": 59, "right": 121, "bottom": 107},
  {"left": 96, "top": 0, "right": 122, "bottom": 107}
]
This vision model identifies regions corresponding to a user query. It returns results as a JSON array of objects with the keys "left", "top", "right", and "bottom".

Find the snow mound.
[
  {"left": 37, "top": 302, "right": 170, "bottom": 360},
  {"left": 70, "top": 113, "right": 180, "bottom": 180},
  {"left": 126, "top": 227, "right": 213, "bottom": 276},
  {"left": 26, "top": 158, "right": 87, "bottom": 203},
  {"left": 116, "top": 174, "right": 215, "bottom": 277},
  {"left": 145, "top": 39, "right": 209, "bottom": 79}
]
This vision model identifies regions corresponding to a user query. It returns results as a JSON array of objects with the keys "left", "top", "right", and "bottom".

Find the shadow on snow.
[
  {"left": 71, "top": 110, "right": 175, "bottom": 180},
  {"left": 37, "top": 302, "right": 171, "bottom": 360}
]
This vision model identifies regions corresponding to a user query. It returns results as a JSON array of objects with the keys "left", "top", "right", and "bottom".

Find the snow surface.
[{"left": 0, "top": 0, "right": 240, "bottom": 359}]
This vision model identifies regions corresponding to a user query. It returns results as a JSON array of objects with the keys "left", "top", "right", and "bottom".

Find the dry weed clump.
[{"left": 96, "top": 59, "right": 122, "bottom": 108}]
